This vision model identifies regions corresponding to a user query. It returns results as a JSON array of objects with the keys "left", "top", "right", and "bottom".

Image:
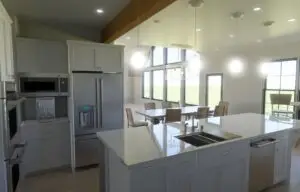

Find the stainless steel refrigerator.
[{"left": 71, "top": 71, "right": 123, "bottom": 168}]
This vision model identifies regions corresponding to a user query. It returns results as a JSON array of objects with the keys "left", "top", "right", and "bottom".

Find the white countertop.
[{"left": 97, "top": 113, "right": 300, "bottom": 167}]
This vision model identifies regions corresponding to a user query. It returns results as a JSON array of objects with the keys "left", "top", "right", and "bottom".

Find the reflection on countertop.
[{"left": 97, "top": 113, "right": 300, "bottom": 166}]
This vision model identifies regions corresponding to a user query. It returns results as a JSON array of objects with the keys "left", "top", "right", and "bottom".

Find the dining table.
[{"left": 136, "top": 106, "right": 212, "bottom": 127}]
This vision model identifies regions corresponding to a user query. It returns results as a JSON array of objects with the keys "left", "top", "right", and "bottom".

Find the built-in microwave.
[{"left": 19, "top": 74, "right": 68, "bottom": 96}]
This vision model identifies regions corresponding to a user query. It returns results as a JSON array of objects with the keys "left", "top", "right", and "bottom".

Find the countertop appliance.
[
  {"left": 19, "top": 73, "right": 68, "bottom": 97},
  {"left": 0, "top": 82, "right": 26, "bottom": 192},
  {"left": 71, "top": 71, "right": 123, "bottom": 168},
  {"left": 249, "top": 138, "right": 279, "bottom": 192}
]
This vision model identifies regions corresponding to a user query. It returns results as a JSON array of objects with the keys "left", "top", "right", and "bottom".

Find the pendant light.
[
  {"left": 187, "top": 7, "right": 202, "bottom": 74},
  {"left": 130, "top": 11, "right": 146, "bottom": 70}
]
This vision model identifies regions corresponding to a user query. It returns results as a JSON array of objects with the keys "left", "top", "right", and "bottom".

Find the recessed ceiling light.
[
  {"left": 288, "top": 18, "right": 296, "bottom": 22},
  {"left": 229, "top": 34, "right": 235, "bottom": 38},
  {"left": 96, "top": 8, "right": 104, "bottom": 14},
  {"left": 256, "top": 39, "right": 262, "bottom": 43},
  {"left": 253, "top": 7, "right": 261, "bottom": 12},
  {"left": 126, "top": 36, "right": 131, "bottom": 40},
  {"left": 196, "top": 28, "right": 202, "bottom": 32}
]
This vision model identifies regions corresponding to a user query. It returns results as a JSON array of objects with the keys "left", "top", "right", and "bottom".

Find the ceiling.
[
  {"left": 2, "top": 0, "right": 130, "bottom": 28},
  {"left": 116, "top": 0, "right": 300, "bottom": 52}
]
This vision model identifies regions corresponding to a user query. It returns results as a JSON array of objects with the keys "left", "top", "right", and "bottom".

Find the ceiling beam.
[{"left": 101, "top": 0, "right": 177, "bottom": 43}]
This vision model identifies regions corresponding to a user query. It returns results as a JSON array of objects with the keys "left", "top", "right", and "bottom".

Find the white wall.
[{"left": 132, "top": 38, "right": 300, "bottom": 114}]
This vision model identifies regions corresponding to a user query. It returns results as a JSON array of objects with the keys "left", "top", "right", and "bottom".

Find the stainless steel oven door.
[{"left": 5, "top": 142, "right": 27, "bottom": 192}]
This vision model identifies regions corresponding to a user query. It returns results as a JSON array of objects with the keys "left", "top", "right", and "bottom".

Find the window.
[
  {"left": 153, "top": 47, "right": 164, "bottom": 66},
  {"left": 185, "top": 68, "right": 199, "bottom": 105},
  {"left": 264, "top": 59, "right": 297, "bottom": 115},
  {"left": 167, "top": 68, "right": 181, "bottom": 102},
  {"left": 153, "top": 70, "right": 164, "bottom": 100},
  {"left": 167, "top": 48, "right": 182, "bottom": 63},
  {"left": 206, "top": 74, "right": 223, "bottom": 108},
  {"left": 143, "top": 72, "right": 150, "bottom": 98}
]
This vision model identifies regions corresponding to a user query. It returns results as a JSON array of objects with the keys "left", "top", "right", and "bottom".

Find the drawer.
[
  {"left": 196, "top": 139, "right": 250, "bottom": 167},
  {"left": 21, "top": 120, "right": 69, "bottom": 140}
]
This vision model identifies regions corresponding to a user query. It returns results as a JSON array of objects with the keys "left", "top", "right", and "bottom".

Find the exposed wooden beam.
[{"left": 101, "top": 0, "right": 177, "bottom": 43}]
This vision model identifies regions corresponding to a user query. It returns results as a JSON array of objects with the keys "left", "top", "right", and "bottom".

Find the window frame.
[
  {"left": 205, "top": 73, "right": 224, "bottom": 107},
  {"left": 262, "top": 58, "right": 298, "bottom": 114},
  {"left": 152, "top": 69, "right": 164, "bottom": 101},
  {"left": 142, "top": 71, "right": 151, "bottom": 99},
  {"left": 166, "top": 67, "right": 182, "bottom": 103}
]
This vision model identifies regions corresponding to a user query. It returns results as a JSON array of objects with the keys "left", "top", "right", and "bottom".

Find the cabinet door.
[
  {"left": 131, "top": 166, "right": 166, "bottom": 192},
  {"left": 274, "top": 137, "right": 289, "bottom": 184},
  {"left": 166, "top": 160, "right": 195, "bottom": 192},
  {"left": 192, "top": 166, "right": 219, "bottom": 192},
  {"left": 71, "top": 44, "right": 95, "bottom": 71},
  {"left": 95, "top": 46, "right": 122, "bottom": 72},
  {"left": 4, "top": 22, "right": 14, "bottom": 81},
  {"left": 219, "top": 158, "right": 249, "bottom": 192}
]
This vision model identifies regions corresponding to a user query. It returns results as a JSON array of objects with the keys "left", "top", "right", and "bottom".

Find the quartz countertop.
[{"left": 97, "top": 113, "right": 300, "bottom": 167}]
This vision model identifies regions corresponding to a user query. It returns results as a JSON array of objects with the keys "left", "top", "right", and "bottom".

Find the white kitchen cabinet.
[
  {"left": 16, "top": 38, "right": 68, "bottom": 73},
  {"left": 20, "top": 119, "right": 70, "bottom": 176},
  {"left": 95, "top": 46, "right": 122, "bottom": 72},
  {"left": 192, "top": 166, "right": 219, "bottom": 192},
  {"left": 0, "top": 5, "right": 15, "bottom": 82},
  {"left": 70, "top": 44, "right": 95, "bottom": 71},
  {"left": 274, "top": 134, "right": 289, "bottom": 184},
  {"left": 68, "top": 40, "right": 123, "bottom": 73}
]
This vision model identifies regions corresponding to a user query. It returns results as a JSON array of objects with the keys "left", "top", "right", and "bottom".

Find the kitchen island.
[{"left": 97, "top": 113, "right": 300, "bottom": 192}]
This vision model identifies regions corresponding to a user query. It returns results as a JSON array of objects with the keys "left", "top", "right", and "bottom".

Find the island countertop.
[{"left": 97, "top": 113, "right": 300, "bottom": 166}]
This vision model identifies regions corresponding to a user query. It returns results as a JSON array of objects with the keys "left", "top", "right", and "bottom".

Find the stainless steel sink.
[{"left": 176, "top": 132, "right": 227, "bottom": 147}]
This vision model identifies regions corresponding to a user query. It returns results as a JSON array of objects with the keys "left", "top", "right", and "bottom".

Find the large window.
[
  {"left": 153, "top": 47, "right": 164, "bottom": 66},
  {"left": 142, "top": 47, "right": 201, "bottom": 103},
  {"left": 167, "top": 48, "right": 182, "bottom": 63},
  {"left": 206, "top": 74, "right": 223, "bottom": 108},
  {"left": 153, "top": 70, "right": 164, "bottom": 100},
  {"left": 143, "top": 72, "right": 150, "bottom": 98},
  {"left": 185, "top": 68, "right": 199, "bottom": 105},
  {"left": 264, "top": 59, "right": 297, "bottom": 115},
  {"left": 167, "top": 68, "right": 181, "bottom": 102}
]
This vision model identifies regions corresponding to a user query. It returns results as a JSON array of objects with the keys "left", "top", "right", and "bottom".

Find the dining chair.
[
  {"left": 161, "top": 101, "right": 172, "bottom": 109},
  {"left": 195, "top": 107, "right": 210, "bottom": 119},
  {"left": 165, "top": 108, "right": 182, "bottom": 123},
  {"left": 213, "top": 105, "right": 225, "bottom": 117},
  {"left": 125, "top": 108, "right": 148, "bottom": 128},
  {"left": 219, "top": 101, "right": 229, "bottom": 115},
  {"left": 270, "top": 94, "right": 294, "bottom": 118},
  {"left": 144, "top": 102, "right": 156, "bottom": 110}
]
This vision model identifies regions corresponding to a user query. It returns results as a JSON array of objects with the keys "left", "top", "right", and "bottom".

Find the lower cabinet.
[
  {"left": 274, "top": 133, "right": 289, "bottom": 184},
  {"left": 20, "top": 119, "right": 70, "bottom": 176},
  {"left": 108, "top": 139, "right": 250, "bottom": 192}
]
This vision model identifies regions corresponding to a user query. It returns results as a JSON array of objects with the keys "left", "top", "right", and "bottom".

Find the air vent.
[{"left": 263, "top": 20, "right": 275, "bottom": 27}]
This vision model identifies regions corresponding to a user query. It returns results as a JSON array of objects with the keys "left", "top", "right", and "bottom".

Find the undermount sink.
[{"left": 176, "top": 132, "right": 227, "bottom": 147}]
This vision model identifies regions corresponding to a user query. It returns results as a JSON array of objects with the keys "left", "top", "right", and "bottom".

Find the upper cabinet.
[
  {"left": 0, "top": 2, "right": 15, "bottom": 82},
  {"left": 68, "top": 41, "right": 123, "bottom": 73},
  {"left": 16, "top": 38, "right": 68, "bottom": 73}
]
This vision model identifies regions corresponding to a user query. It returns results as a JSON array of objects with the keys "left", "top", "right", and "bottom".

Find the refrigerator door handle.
[
  {"left": 95, "top": 78, "right": 98, "bottom": 128},
  {"left": 98, "top": 78, "right": 103, "bottom": 128}
]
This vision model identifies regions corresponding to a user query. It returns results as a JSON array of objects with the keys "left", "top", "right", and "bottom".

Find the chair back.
[
  {"left": 125, "top": 108, "right": 134, "bottom": 126},
  {"left": 196, "top": 107, "right": 210, "bottom": 119},
  {"left": 165, "top": 109, "right": 181, "bottom": 123},
  {"left": 219, "top": 101, "right": 229, "bottom": 115},
  {"left": 161, "top": 101, "right": 172, "bottom": 109},
  {"left": 144, "top": 102, "right": 156, "bottom": 110},
  {"left": 270, "top": 94, "right": 292, "bottom": 105},
  {"left": 214, "top": 105, "right": 224, "bottom": 117}
]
